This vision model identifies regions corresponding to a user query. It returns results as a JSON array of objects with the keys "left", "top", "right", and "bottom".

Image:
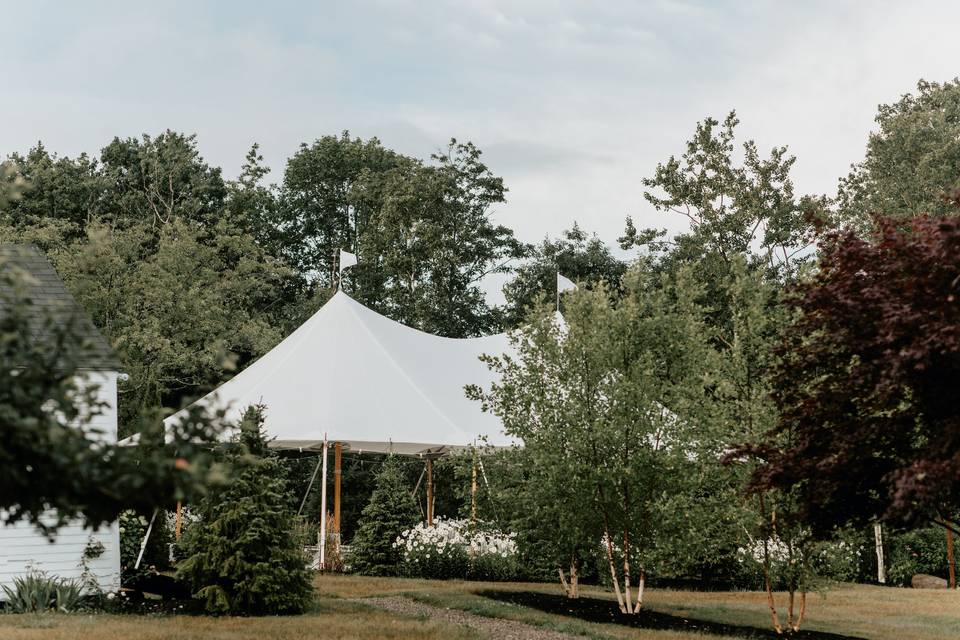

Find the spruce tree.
[
  {"left": 350, "top": 456, "right": 420, "bottom": 575},
  {"left": 175, "top": 407, "right": 313, "bottom": 615}
]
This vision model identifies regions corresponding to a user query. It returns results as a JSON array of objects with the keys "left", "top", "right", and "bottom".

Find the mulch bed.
[{"left": 479, "top": 590, "right": 867, "bottom": 639}]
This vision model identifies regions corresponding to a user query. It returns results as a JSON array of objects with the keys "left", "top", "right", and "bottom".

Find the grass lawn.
[{"left": 0, "top": 574, "right": 956, "bottom": 639}]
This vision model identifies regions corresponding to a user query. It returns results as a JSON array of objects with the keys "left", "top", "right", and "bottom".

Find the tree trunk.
[
  {"left": 570, "top": 557, "right": 579, "bottom": 599},
  {"left": 635, "top": 568, "right": 645, "bottom": 611},
  {"left": 759, "top": 495, "right": 783, "bottom": 634},
  {"left": 559, "top": 567, "right": 571, "bottom": 598},
  {"left": 761, "top": 549, "right": 783, "bottom": 635},
  {"left": 947, "top": 526, "right": 956, "bottom": 590},
  {"left": 874, "top": 523, "right": 886, "bottom": 584},
  {"left": 792, "top": 589, "right": 807, "bottom": 632},
  {"left": 787, "top": 586, "right": 795, "bottom": 630},
  {"left": 603, "top": 529, "right": 627, "bottom": 613},
  {"left": 622, "top": 530, "right": 634, "bottom": 614}
]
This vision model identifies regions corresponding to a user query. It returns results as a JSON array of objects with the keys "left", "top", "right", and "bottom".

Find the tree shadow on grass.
[{"left": 478, "top": 590, "right": 867, "bottom": 640}]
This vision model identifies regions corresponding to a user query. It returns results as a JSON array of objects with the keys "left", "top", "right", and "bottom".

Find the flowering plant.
[{"left": 393, "top": 518, "right": 519, "bottom": 580}]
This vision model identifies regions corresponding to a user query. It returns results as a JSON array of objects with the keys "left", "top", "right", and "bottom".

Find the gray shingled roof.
[{"left": 0, "top": 244, "right": 121, "bottom": 371}]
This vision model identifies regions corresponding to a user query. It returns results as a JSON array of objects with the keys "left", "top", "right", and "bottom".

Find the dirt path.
[{"left": 355, "top": 595, "right": 583, "bottom": 640}]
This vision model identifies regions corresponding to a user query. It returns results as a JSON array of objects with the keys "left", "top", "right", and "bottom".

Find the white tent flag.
[
  {"left": 339, "top": 249, "right": 358, "bottom": 275},
  {"left": 557, "top": 272, "right": 577, "bottom": 294},
  {"left": 556, "top": 272, "right": 577, "bottom": 312}
]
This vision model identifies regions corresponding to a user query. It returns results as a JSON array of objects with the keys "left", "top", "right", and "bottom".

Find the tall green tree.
[
  {"left": 502, "top": 224, "right": 625, "bottom": 328},
  {"left": 1, "top": 134, "right": 298, "bottom": 430},
  {"left": 470, "top": 264, "right": 711, "bottom": 612},
  {"left": 51, "top": 218, "right": 292, "bottom": 429},
  {"left": 838, "top": 79, "right": 960, "bottom": 227},
  {"left": 176, "top": 407, "right": 313, "bottom": 615},
  {"left": 98, "top": 131, "right": 228, "bottom": 229},
  {"left": 621, "top": 111, "right": 822, "bottom": 331},
  {"left": 349, "top": 140, "right": 524, "bottom": 336},
  {"left": 2, "top": 144, "right": 102, "bottom": 236},
  {"left": 350, "top": 456, "right": 420, "bottom": 576},
  {"left": 276, "top": 132, "right": 401, "bottom": 281}
]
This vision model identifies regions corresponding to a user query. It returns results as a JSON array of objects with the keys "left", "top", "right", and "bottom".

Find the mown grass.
[
  {"left": 316, "top": 574, "right": 960, "bottom": 640},
  {"left": 0, "top": 598, "right": 481, "bottom": 640},
  {"left": 0, "top": 575, "right": 956, "bottom": 640}
]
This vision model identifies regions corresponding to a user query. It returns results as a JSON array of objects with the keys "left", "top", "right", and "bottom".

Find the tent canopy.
[{"left": 164, "top": 290, "right": 514, "bottom": 455}]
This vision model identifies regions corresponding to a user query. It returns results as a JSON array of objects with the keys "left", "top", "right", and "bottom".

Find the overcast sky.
[{"left": 3, "top": 0, "right": 959, "bottom": 254}]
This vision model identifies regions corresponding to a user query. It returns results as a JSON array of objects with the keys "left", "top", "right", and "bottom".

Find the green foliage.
[
  {"left": 175, "top": 408, "right": 313, "bottom": 615},
  {"left": 349, "top": 139, "right": 524, "bottom": 336},
  {"left": 1, "top": 571, "right": 84, "bottom": 613},
  {"left": 0, "top": 263, "right": 230, "bottom": 532},
  {"left": 887, "top": 527, "right": 949, "bottom": 586},
  {"left": 838, "top": 79, "right": 960, "bottom": 228},
  {"left": 502, "top": 224, "right": 625, "bottom": 327},
  {"left": 471, "top": 262, "right": 714, "bottom": 602},
  {"left": 350, "top": 456, "right": 420, "bottom": 576},
  {"left": 276, "top": 132, "right": 401, "bottom": 280}
]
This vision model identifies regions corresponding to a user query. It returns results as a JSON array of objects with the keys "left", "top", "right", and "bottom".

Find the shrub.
[
  {"left": 350, "top": 456, "right": 420, "bottom": 576},
  {"left": 1, "top": 571, "right": 84, "bottom": 613},
  {"left": 395, "top": 518, "right": 519, "bottom": 581},
  {"left": 175, "top": 407, "right": 313, "bottom": 615},
  {"left": 809, "top": 538, "right": 864, "bottom": 583},
  {"left": 887, "top": 526, "right": 949, "bottom": 586}
]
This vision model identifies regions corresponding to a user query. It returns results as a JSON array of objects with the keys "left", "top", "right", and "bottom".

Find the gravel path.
[{"left": 355, "top": 595, "right": 583, "bottom": 640}]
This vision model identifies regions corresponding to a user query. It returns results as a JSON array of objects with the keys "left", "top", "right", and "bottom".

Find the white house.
[{"left": 0, "top": 244, "right": 122, "bottom": 596}]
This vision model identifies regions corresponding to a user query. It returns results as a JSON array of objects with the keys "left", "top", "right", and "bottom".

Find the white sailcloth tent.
[{"left": 164, "top": 290, "right": 515, "bottom": 455}]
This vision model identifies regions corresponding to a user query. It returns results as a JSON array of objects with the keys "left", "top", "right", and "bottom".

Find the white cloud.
[{"left": 2, "top": 0, "right": 959, "bottom": 257}]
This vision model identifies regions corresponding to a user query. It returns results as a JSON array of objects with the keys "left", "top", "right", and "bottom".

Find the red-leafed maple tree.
[{"left": 744, "top": 213, "right": 960, "bottom": 537}]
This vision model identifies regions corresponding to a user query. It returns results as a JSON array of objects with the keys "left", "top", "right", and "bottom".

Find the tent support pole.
[
  {"left": 134, "top": 508, "right": 158, "bottom": 570},
  {"left": 426, "top": 458, "right": 434, "bottom": 527},
  {"left": 471, "top": 447, "right": 478, "bottom": 526},
  {"left": 175, "top": 501, "right": 183, "bottom": 541},
  {"left": 333, "top": 443, "right": 342, "bottom": 535},
  {"left": 319, "top": 436, "right": 329, "bottom": 570},
  {"left": 297, "top": 455, "right": 323, "bottom": 517}
]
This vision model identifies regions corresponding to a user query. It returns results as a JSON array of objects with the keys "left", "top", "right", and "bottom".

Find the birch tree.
[{"left": 469, "top": 263, "right": 711, "bottom": 612}]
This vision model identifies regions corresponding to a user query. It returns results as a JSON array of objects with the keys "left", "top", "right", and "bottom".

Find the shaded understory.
[{"left": 480, "top": 590, "right": 867, "bottom": 639}]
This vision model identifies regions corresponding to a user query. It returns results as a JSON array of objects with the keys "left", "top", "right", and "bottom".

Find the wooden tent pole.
[
  {"left": 333, "top": 443, "right": 342, "bottom": 535},
  {"left": 175, "top": 501, "right": 183, "bottom": 541},
  {"left": 426, "top": 458, "right": 434, "bottom": 527}
]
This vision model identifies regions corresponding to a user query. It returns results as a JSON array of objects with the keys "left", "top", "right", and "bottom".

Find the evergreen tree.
[
  {"left": 350, "top": 456, "right": 420, "bottom": 576},
  {"left": 176, "top": 407, "right": 313, "bottom": 615}
]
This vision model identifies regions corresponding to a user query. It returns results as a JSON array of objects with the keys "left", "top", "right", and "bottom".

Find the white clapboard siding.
[{"left": 1, "top": 371, "right": 122, "bottom": 597}]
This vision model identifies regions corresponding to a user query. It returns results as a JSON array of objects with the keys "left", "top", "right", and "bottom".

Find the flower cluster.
[{"left": 393, "top": 518, "right": 518, "bottom": 581}]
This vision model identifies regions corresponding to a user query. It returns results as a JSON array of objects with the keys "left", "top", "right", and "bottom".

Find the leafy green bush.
[
  {"left": 809, "top": 537, "right": 865, "bottom": 583},
  {"left": 175, "top": 408, "right": 313, "bottom": 615},
  {"left": 887, "top": 526, "right": 948, "bottom": 586},
  {"left": 1, "top": 571, "right": 84, "bottom": 613},
  {"left": 349, "top": 456, "right": 420, "bottom": 576}
]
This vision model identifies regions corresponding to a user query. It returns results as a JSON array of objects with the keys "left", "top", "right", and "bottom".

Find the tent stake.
[{"left": 319, "top": 436, "right": 329, "bottom": 570}]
